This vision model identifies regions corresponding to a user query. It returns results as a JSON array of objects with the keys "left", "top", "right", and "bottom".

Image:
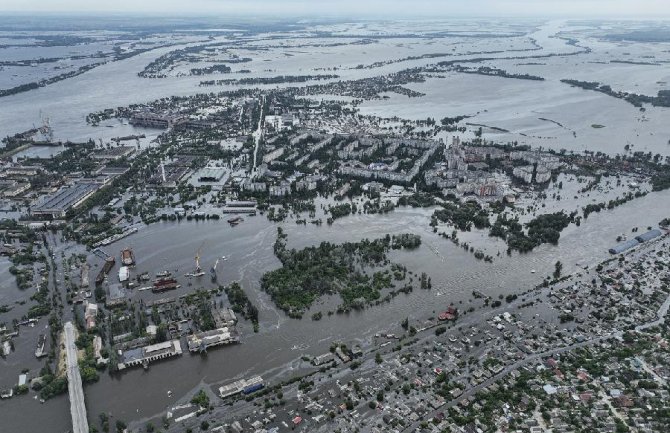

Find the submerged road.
[
  {"left": 637, "top": 291, "right": 670, "bottom": 331},
  {"left": 64, "top": 322, "right": 90, "bottom": 433}
]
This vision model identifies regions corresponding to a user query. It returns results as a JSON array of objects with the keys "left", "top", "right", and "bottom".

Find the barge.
[
  {"left": 35, "top": 334, "right": 47, "bottom": 358},
  {"left": 121, "top": 248, "right": 135, "bottom": 266},
  {"left": 95, "top": 256, "right": 116, "bottom": 286},
  {"left": 152, "top": 277, "right": 179, "bottom": 293}
]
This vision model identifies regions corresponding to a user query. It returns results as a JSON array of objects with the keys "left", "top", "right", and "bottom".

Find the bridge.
[{"left": 64, "top": 321, "right": 90, "bottom": 433}]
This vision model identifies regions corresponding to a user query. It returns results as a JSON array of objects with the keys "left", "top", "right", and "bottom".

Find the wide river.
[
  {"left": 1, "top": 19, "right": 670, "bottom": 432},
  {"left": 2, "top": 186, "right": 670, "bottom": 432}
]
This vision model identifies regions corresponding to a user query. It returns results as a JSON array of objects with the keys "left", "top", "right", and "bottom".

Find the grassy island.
[{"left": 261, "top": 228, "right": 421, "bottom": 317}]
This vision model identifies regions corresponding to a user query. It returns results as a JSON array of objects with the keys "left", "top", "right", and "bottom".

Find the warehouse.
[
  {"left": 31, "top": 182, "right": 102, "bottom": 219},
  {"left": 609, "top": 239, "right": 640, "bottom": 255},
  {"left": 635, "top": 229, "right": 662, "bottom": 243}
]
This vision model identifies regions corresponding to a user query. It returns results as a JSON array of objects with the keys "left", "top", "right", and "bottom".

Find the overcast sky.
[{"left": 1, "top": 0, "right": 670, "bottom": 18}]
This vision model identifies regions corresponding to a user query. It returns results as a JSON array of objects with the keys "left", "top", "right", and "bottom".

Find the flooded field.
[{"left": 2, "top": 19, "right": 669, "bottom": 157}]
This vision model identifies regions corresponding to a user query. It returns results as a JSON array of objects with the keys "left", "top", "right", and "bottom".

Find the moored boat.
[
  {"left": 121, "top": 248, "right": 135, "bottom": 266},
  {"left": 118, "top": 266, "right": 130, "bottom": 282},
  {"left": 152, "top": 277, "right": 178, "bottom": 293}
]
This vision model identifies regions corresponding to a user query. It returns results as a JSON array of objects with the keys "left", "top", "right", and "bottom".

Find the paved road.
[{"left": 65, "top": 321, "right": 90, "bottom": 433}]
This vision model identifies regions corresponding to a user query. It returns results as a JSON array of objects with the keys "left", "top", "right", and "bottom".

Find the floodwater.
[
  {"left": 2, "top": 186, "right": 670, "bottom": 432},
  {"left": 2, "top": 18, "right": 670, "bottom": 432},
  {"left": 1, "top": 20, "right": 669, "bottom": 157}
]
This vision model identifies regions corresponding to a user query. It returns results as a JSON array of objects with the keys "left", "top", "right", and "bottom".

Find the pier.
[{"left": 64, "top": 322, "right": 89, "bottom": 433}]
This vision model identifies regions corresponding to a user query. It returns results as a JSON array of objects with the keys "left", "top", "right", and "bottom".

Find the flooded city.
[{"left": 1, "top": 6, "right": 670, "bottom": 433}]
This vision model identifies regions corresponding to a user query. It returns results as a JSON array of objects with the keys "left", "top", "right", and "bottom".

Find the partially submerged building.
[
  {"left": 117, "top": 339, "right": 182, "bottom": 370},
  {"left": 218, "top": 375, "right": 264, "bottom": 399},
  {"left": 186, "top": 327, "right": 239, "bottom": 352},
  {"left": 609, "top": 229, "right": 663, "bottom": 254},
  {"left": 31, "top": 180, "right": 107, "bottom": 219}
]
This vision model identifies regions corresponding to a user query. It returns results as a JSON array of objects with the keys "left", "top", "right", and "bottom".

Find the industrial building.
[
  {"left": 31, "top": 182, "right": 103, "bottom": 219},
  {"left": 312, "top": 353, "right": 335, "bottom": 366},
  {"left": 186, "top": 327, "right": 239, "bottom": 352},
  {"left": 117, "top": 339, "right": 183, "bottom": 370},
  {"left": 218, "top": 375, "right": 264, "bottom": 399},
  {"left": 90, "top": 146, "right": 136, "bottom": 161},
  {"left": 608, "top": 229, "right": 663, "bottom": 254},
  {"left": 635, "top": 229, "right": 662, "bottom": 243},
  {"left": 129, "top": 112, "right": 184, "bottom": 129},
  {"left": 0, "top": 181, "right": 30, "bottom": 198},
  {"left": 197, "top": 168, "right": 226, "bottom": 182},
  {"left": 105, "top": 284, "right": 127, "bottom": 308},
  {"left": 225, "top": 200, "right": 257, "bottom": 208},
  {"left": 609, "top": 239, "right": 641, "bottom": 255}
]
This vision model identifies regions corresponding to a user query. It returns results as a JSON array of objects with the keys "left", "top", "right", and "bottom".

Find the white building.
[
  {"left": 512, "top": 166, "right": 534, "bottom": 184},
  {"left": 269, "top": 182, "right": 291, "bottom": 197}
]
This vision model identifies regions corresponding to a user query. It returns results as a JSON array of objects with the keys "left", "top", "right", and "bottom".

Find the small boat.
[
  {"left": 167, "top": 390, "right": 173, "bottom": 397},
  {"left": 530, "top": 269, "right": 536, "bottom": 274},
  {"left": 156, "top": 270, "right": 171, "bottom": 278}
]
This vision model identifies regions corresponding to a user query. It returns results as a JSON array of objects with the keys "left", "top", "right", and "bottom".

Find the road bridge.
[{"left": 64, "top": 321, "right": 89, "bottom": 433}]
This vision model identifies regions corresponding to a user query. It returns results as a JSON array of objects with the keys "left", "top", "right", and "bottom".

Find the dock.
[
  {"left": 93, "top": 227, "right": 138, "bottom": 248},
  {"left": 92, "top": 248, "right": 110, "bottom": 259}
]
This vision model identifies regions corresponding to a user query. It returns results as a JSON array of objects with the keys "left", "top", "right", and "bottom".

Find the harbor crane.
[
  {"left": 185, "top": 242, "right": 206, "bottom": 277},
  {"left": 195, "top": 241, "right": 205, "bottom": 274},
  {"left": 210, "top": 257, "right": 220, "bottom": 281}
]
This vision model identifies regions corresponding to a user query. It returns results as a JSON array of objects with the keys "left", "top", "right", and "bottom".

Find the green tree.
[{"left": 553, "top": 261, "right": 563, "bottom": 279}]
